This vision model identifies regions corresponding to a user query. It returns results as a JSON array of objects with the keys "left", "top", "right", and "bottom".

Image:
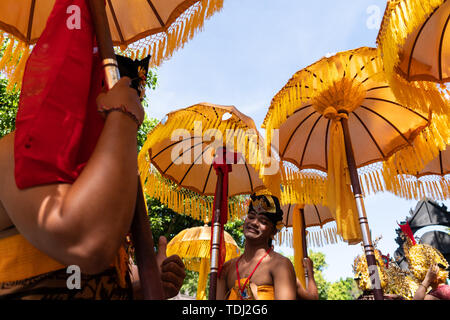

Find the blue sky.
[{"left": 144, "top": 0, "right": 450, "bottom": 282}]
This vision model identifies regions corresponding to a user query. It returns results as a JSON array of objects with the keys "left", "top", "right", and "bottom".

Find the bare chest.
[{"left": 228, "top": 259, "right": 273, "bottom": 289}]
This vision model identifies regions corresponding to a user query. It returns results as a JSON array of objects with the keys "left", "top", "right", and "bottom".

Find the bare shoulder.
[
  {"left": 268, "top": 251, "right": 294, "bottom": 270},
  {"left": 270, "top": 251, "right": 292, "bottom": 264},
  {"left": 220, "top": 256, "right": 239, "bottom": 279}
]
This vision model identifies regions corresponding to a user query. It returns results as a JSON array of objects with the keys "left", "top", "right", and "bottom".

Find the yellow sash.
[
  {"left": 0, "top": 232, "right": 129, "bottom": 287},
  {"left": 227, "top": 279, "right": 275, "bottom": 300},
  {"left": 0, "top": 233, "right": 65, "bottom": 283}
]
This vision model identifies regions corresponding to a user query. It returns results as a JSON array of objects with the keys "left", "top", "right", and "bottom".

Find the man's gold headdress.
[{"left": 248, "top": 194, "right": 284, "bottom": 231}]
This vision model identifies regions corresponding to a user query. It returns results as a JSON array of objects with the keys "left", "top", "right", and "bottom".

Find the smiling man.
[{"left": 217, "top": 194, "right": 297, "bottom": 300}]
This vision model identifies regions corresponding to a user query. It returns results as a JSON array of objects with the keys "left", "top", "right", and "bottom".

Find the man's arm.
[
  {"left": 0, "top": 78, "right": 143, "bottom": 274},
  {"left": 273, "top": 256, "right": 297, "bottom": 300},
  {"left": 296, "top": 258, "right": 319, "bottom": 300},
  {"left": 216, "top": 259, "right": 233, "bottom": 300}
]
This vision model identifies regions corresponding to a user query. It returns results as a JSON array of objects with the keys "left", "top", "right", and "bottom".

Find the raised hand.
[{"left": 156, "top": 236, "right": 187, "bottom": 299}]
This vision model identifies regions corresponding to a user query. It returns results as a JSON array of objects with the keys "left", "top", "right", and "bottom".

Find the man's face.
[{"left": 243, "top": 210, "right": 275, "bottom": 242}]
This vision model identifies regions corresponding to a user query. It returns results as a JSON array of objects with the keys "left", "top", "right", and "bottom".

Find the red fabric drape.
[{"left": 14, "top": 0, "right": 104, "bottom": 189}]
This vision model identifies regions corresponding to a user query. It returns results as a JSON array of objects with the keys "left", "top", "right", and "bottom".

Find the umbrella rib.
[
  {"left": 151, "top": 136, "right": 194, "bottom": 160},
  {"left": 163, "top": 139, "right": 205, "bottom": 174},
  {"left": 244, "top": 160, "right": 254, "bottom": 193},
  {"left": 26, "top": 0, "right": 36, "bottom": 42},
  {"left": 202, "top": 163, "right": 213, "bottom": 194},
  {"left": 359, "top": 105, "right": 410, "bottom": 145},
  {"left": 352, "top": 110, "right": 386, "bottom": 158},
  {"left": 363, "top": 97, "right": 428, "bottom": 121},
  {"left": 178, "top": 144, "right": 213, "bottom": 185},
  {"left": 367, "top": 86, "right": 389, "bottom": 92},
  {"left": 299, "top": 115, "right": 323, "bottom": 167},
  {"left": 107, "top": 0, "right": 125, "bottom": 43},
  {"left": 324, "top": 118, "right": 331, "bottom": 171},
  {"left": 293, "top": 104, "right": 313, "bottom": 115},
  {"left": 407, "top": 6, "right": 439, "bottom": 79},
  {"left": 438, "top": 14, "right": 450, "bottom": 81},
  {"left": 314, "top": 205, "right": 322, "bottom": 225},
  {"left": 305, "top": 69, "right": 324, "bottom": 83},
  {"left": 186, "top": 109, "right": 210, "bottom": 122},
  {"left": 282, "top": 109, "right": 316, "bottom": 158},
  {"left": 354, "top": 57, "right": 375, "bottom": 80},
  {"left": 147, "top": 0, "right": 165, "bottom": 28}
]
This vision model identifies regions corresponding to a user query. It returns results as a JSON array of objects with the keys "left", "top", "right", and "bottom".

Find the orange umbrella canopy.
[
  {"left": 263, "top": 47, "right": 433, "bottom": 174},
  {"left": 278, "top": 202, "right": 340, "bottom": 248},
  {"left": 139, "top": 103, "right": 281, "bottom": 199},
  {"left": 378, "top": 0, "right": 449, "bottom": 83},
  {"left": 386, "top": 147, "right": 450, "bottom": 201},
  {"left": 281, "top": 203, "right": 334, "bottom": 229},
  {"left": 376, "top": 0, "right": 449, "bottom": 115},
  {"left": 0, "top": 0, "right": 224, "bottom": 87}
]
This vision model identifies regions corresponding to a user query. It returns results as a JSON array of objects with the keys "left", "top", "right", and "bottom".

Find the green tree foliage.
[
  {"left": 147, "top": 196, "right": 204, "bottom": 243},
  {"left": 137, "top": 115, "right": 159, "bottom": 151},
  {"left": 224, "top": 219, "right": 244, "bottom": 250},
  {"left": 290, "top": 250, "right": 361, "bottom": 300},
  {"left": 180, "top": 270, "right": 201, "bottom": 297},
  {"left": 308, "top": 251, "right": 330, "bottom": 300},
  {"left": 0, "top": 79, "right": 19, "bottom": 138},
  {"left": 327, "top": 277, "right": 361, "bottom": 300}
]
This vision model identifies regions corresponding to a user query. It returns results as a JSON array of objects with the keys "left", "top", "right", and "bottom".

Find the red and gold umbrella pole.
[
  {"left": 341, "top": 116, "right": 384, "bottom": 301},
  {"left": 87, "top": 0, "right": 164, "bottom": 300},
  {"left": 209, "top": 148, "right": 237, "bottom": 300},
  {"left": 299, "top": 208, "right": 309, "bottom": 286}
]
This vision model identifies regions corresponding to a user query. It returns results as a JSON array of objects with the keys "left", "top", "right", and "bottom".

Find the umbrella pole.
[
  {"left": 209, "top": 168, "right": 224, "bottom": 300},
  {"left": 340, "top": 117, "right": 384, "bottom": 300},
  {"left": 87, "top": 0, "right": 164, "bottom": 300},
  {"left": 300, "top": 208, "right": 309, "bottom": 287}
]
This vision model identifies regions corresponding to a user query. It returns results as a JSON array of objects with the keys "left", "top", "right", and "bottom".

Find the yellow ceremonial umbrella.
[
  {"left": 167, "top": 225, "right": 241, "bottom": 300},
  {"left": 278, "top": 202, "right": 338, "bottom": 289},
  {"left": 139, "top": 103, "right": 280, "bottom": 198},
  {"left": 139, "top": 102, "right": 281, "bottom": 299},
  {"left": 376, "top": 0, "right": 450, "bottom": 115},
  {"left": 0, "top": 0, "right": 224, "bottom": 89},
  {"left": 263, "top": 46, "right": 449, "bottom": 300}
]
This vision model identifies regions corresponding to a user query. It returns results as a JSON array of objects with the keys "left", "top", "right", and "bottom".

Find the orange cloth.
[{"left": 227, "top": 278, "right": 275, "bottom": 300}]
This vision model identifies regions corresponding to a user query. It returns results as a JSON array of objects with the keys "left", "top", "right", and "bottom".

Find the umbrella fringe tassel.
[
  {"left": 145, "top": 0, "right": 224, "bottom": 67},
  {"left": 0, "top": 36, "right": 31, "bottom": 92},
  {"left": 274, "top": 224, "right": 342, "bottom": 249},
  {"left": 139, "top": 168, "right": 248, "bottom": 223}
]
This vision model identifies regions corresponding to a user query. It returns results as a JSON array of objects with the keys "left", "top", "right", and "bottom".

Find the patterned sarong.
[{"left": 0, "top": 267, "right": 133, "bottom": 300}]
